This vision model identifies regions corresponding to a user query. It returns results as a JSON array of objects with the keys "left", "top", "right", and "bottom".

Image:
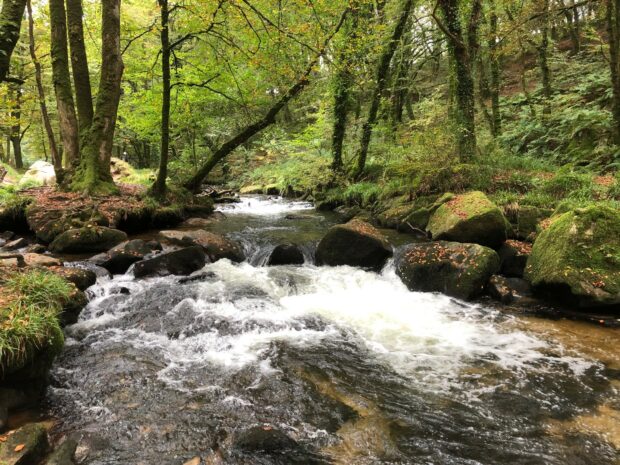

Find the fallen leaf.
[{"left": 14, "top": 444, "right": 25, "bottom": 452}]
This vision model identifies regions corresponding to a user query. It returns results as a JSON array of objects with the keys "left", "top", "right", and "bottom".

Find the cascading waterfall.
[{"left": 46, "top": 196, "right": 619, "bottom": 465}]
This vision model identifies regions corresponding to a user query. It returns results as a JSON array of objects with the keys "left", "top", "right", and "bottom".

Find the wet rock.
[
  {"left": 487, "top": 275, "right": 533, "bottom": 304},
  {"left": 3, "top": 237, "right": 28, "bottom": 251},
  {"left": 267, "top": 243, "right": 305, "bottom": 266},
  {"left": 133, "top": 246, "right": 208, "bottom": 278},
  {"left": 395, "top": 241, "right": 501, "bottom": 300},
  {"left": 159, "top": 230, "right": 244, "bottom": 262},
  {"left": 89, "top": 239, "right": 162, "bottom": 274},
  {"left": 0, "top": 254, "right": 23, "bottom": 267},
  {"left": 26, "top": 205, "right": 109, "bottom": 243},
  {"left": 234, "top": 426, "right": 299, "bottom": 453},
  {"left": 48, "top": 266, "right": 97, "bottom": 291},
  {"left": 316, "top": 219, "right": 392, "bottom": 271},
  {"left": 524, "top": 206, "right": 620, "bottom": 309},
  {"left": 61, "top": 288, "right": 89, "bottom": 325},
  {"left": 285, "top": 213, "right": 316, "bottom": 221},
  {"left": 45, "top": 439, "right": 77, "bottom": 465},
  {"left": 22, "top": 253, "right": 61, "bottom": 267},
  {"left": 0, "top": 231, "right": 15, "bottom": 241},
  {"left": 178, "top": 271, "right": 217, "bottom": 284},
  {"left": 49, "top": 227, "right": 127, "bottom": 254},
  {"left": 427, "top": 191, "right": 511, "bottom": 249},
  {"left": 0, "top": 389, "right": 29, "bottom": 433},
  {"left": 0, "top": 422, "right": 48, "bottom": 465},
  {"left": 498, "top": 240, "right": 531, "bottom": 278},
  {"left": 239, "top": 185, "right": 264, "bottom": 194}
]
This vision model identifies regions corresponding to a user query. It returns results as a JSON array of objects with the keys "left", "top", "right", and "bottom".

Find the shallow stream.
[{"left": 46, "top": 196, "right": 619, "bottom": 465}]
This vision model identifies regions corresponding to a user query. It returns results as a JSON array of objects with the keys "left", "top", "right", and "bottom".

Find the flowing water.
[{"left": 46, "top": 196, "right": 620, "bottom": 465}]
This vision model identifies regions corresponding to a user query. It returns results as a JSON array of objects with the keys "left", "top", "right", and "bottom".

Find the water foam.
[{"left": 216, "top": 195, "right": 313, "bottom": 215}]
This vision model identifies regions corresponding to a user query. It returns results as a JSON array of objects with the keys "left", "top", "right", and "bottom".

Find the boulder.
[
  {"left": 498, "top": 240, "right": 531, "bottom": 278},
  {"left": 315, "top": 219, "right": 392, "bottom": 271},
  {"left": 60, "top": 288, "right": 88, "bottom": 325},
  {"left": 19, "top": 160, "right": 56, "bottom": 186},
  {"left": 181, "top": 212, "right": 226, "bottom": 228},
  {"left": 48, "top": 266, "right": 97, "bottom": 291},
  {"left": 159, "top": 229, "right": 244, "bottom": 262},
  {"left": 427, "top": 191, "right": 511, "bottom": 248},
  {"left": 487, "top": 275, "right": 533, "bottom": 304},
  {"left": 395, "top": 241, "right": 500, "bottom": 300},
  {"left": 524, "top": 206, "right": 620, "bottom": 309},
  {"left": 133, "top": 246, "right": 208, "bottom": 278},
  {"left": 49, "top": 227, "right": 127, "bottom": 254},
  {"left": 22, "top": 253, "right": 62, "bottom": 267},
  {"left": 240, "top": 185, "right": 264, "bottom": 195},
  {"left": 0, "top": 423, "right": 48, "bottom": 465},
  {"left": 504, "top": 205, "right": 552, "bottom": 241},
  {"left": 267, "top": 243, "right": 305, "bottom": 266},
  {"left": 151, "top": 207, "right": 185, "bottom": 228},
  {"left": 90, "top": 239, "right": 156, "bottom": 274}
]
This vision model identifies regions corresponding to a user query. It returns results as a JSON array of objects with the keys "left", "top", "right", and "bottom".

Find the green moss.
[
  {"left": 525, "top": 205, "right": 620, "bottom": 307},
  {"left": 427, "top": 191, "right": 510, "bottom": 248},
  {"left": 0, "top": 270, "right": 74, "bottom": 377}
]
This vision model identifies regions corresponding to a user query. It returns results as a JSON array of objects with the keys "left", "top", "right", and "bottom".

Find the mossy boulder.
[
  {"left": 316, "top": 219, "right": 393, "bottom": 271},
  {"left": 402, "top": 193, "right": 455, "bottom": 231},
  {"left": 240, "top": 185, "right": 264, "bottom": 195},
  {"left": 0, "top": 423, "right": 48, "bottom": 465},
  {"left": 395, "top": 241, "right": 500, "bottom": 300},
  {"left": 504, "top": 205, "right": 552, "bottom": 241},
  {"left": 49, "top": 227, "right": 127, "bottom": 254},
  {"left": 151, "top": 206, "right": 185, "bottom": 229},
  {"left": 0, "top": 201, "right": 30, "bottom": 233},
  {"left": 133, "top": 246, "right": 208, "bottom": 278},
  {"left": 524, "top": 206, "right": 620, "bottom": 309},
  {"left": 427, "top": 191, "right": 511, "bottom": 248},
  {"left": 267, "top": 243, "right": 305, "bottom": 266}
]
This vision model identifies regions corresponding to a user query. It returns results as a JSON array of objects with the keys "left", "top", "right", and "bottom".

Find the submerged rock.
[
  {"left": 159, "top": 229, "right": 244, "bottom": 262},
  {"left": 316, "top": 219, "right": 392, "bottom": 271},
  {"left": 0, "top": 423, "right": 48, "bottom": 465},
  {"left": 395, "top": 241, "right": 500, "bottom": 300},
  {"left": 49, "top": 227, "right": 127, "bottom": 254},
  {"left": 427, "top": 191, "right": 511, "bottom": 248},
  {"left": 524, "top": 206, "right": 620, "bottom": 309},
  {"left": 133, "top": 246, "right": 208, "bottom": 278},
  {"left": 267, "top": 243, "right": 305, "bottom": 266}
]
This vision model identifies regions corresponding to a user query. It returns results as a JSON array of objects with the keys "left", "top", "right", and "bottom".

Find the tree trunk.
[
  {"left": 538, "top": 0, "right": 552, "bottom": 113},
  {"left": 9, "top": 85, "right": 23, "bottom": 169},
  {"left": 607, "top": 0, "right": 620, "bottom": 144},
  {"left": 151, "top": 0, "right": 171, "bottom": 198},
  {"left": 436, "top": 0, "right": 478, "bottom": 161},
  {"left": 0, "top": 0, "right": 27, "bottom": 82},
  {"left": 66, "top": 0, "right": 93, "bottom": 135},
  {"left": 488, "top": 0, "right": 501, "bottom": 135},
  {"left": 70, "top": 0, "right": 123, "bottom": 193},
  {"left": 355, "top": 0, "right": 413, "bottom": 178},
  {"left": 27, "top": 0, "right": 62, "bottom": 182},
  {"left": 49, "top": 0, "right": 80, "bottom": 169}
]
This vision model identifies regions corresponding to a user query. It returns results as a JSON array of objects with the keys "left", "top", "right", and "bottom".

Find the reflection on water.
[{"left": 46, "top": 196, "right": 619, "bottom": 465}]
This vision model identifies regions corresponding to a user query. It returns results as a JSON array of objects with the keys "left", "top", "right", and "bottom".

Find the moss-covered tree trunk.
[
  {"left": 27, "top": 0, "right": 62, "bottom": 182},
  {"left": 355, "top": 0, "right": 413, "bottom": 178},
  {"left": 436, "top": 0, "right": 478, "bottom": 161},
  {"left": 49, "top": 0, "right": 80, "bottom": 169},
  {"left": 9, "top": 84, "right": 23, "bottom": 169},
  {"left": 150, "top": 0, "right": 171, "bottom": 198},
  {"left": 0, "top": 0, "right": 27, "bottom": 83},
  {"left": 66, "top": 0, "right": 93, "bottom": 136},
  {"left": 70, "top": 0, "right": 123, "bottom": 194},
  {"left": 488, "top": 0, "right": 501, "bottom": 136}
]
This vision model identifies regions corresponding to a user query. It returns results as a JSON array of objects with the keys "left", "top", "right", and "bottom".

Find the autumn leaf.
[{"left": 14, "top": 444, "right": 25, "bottom": 452}]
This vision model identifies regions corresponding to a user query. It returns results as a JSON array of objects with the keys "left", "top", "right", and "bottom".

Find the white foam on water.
[
  {"left": 74, "top": 257, "right": 598, "bottom": 396},
  {"left": 216, "top": 195, "right": 313, "bottom": 216}
]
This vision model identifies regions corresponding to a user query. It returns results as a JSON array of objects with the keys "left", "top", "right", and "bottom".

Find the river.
[{"left": 46, "top": 196, "right": 619, "bottom": 465}]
